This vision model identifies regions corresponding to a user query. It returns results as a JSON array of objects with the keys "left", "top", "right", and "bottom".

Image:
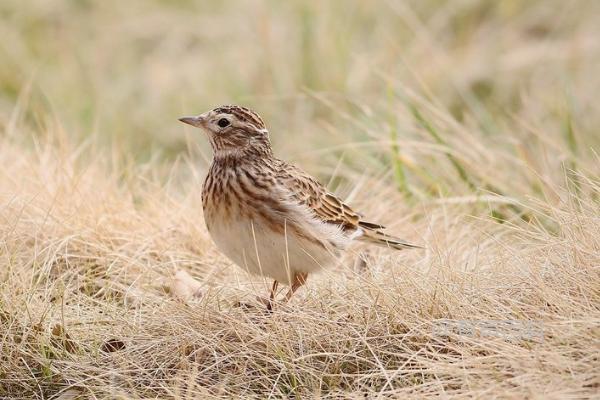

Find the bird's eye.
[{"left": 217, "top": 118, "right": 230, "bottom": 128}]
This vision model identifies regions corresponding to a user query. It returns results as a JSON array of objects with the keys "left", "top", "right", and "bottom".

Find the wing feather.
[{"left": 275, "top": 161, "right": 420, "bottom": 250}]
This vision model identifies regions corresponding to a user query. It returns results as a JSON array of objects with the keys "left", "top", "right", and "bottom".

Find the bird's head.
[{"left": 179, "top": 105, "right": 272, "bottom": 158}]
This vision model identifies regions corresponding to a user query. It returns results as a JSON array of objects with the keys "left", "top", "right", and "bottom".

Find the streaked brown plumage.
[{"left": 179, "top": 105, "right": 420, "bottom": 309}]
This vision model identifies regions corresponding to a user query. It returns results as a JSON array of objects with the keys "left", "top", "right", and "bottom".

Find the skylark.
[{"left": 179, "top": 105, "right": 419, "bottom": 309}]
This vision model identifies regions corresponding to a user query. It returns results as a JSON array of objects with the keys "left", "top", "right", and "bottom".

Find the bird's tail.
[{"left": 359, "top": 229, "right": 422, "bottom": 250}]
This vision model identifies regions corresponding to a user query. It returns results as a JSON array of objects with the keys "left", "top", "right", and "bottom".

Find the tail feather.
[
  {"left": 358, "top": 220, "right": 386, "bottom": 230},
  {"left": 359, "top": 229, "right": 422, "bottom": 250}
]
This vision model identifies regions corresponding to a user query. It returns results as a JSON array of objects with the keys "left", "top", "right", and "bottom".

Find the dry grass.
[{"left": 1, "top": 0, "right": 599, "bottom": 398}]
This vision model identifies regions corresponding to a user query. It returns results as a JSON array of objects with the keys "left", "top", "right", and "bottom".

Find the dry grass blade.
[{"left": 1, "top": 0, "right": 599, "bottom": 398}]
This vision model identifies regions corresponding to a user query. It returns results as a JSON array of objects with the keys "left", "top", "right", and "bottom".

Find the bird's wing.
[
  {"left": 276, "top": 161, "right": 420, "bottom": 250},
  {"left": 276, "top": 162, "right": 360, "bottom": 229}
]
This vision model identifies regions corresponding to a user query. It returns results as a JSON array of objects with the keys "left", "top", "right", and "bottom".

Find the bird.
[{"left": 179, "top": 105, "right": 420, "bottom": 310}]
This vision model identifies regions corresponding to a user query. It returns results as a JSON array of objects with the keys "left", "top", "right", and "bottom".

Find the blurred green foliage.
[{"left": 0, "top": 0, "right": 598, "bottom": 201}]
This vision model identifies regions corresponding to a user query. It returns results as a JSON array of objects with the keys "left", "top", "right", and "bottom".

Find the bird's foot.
[{"left": 233, "top": 296, "right": 274, "bottom": 313}]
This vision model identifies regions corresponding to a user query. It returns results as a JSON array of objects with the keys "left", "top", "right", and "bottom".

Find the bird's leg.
[
  {"left": 266, "top": 280, "right": 279, "bottom": 311},
  {"left": 283, "top": 272, "right": 308, "bottom": 302}
]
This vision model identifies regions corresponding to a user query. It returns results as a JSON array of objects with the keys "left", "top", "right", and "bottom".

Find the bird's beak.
[{"left": 178, "top": 115, "right": 205, "bottom": 128}]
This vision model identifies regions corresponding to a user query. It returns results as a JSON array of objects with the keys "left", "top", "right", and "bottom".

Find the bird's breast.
[{"left": 202, "top": 164, "right": 274, "bottom": 228}]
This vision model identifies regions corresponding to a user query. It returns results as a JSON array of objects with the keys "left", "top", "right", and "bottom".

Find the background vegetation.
[{"left": 1, "top": 0, "right": 598, "bottom": 398}]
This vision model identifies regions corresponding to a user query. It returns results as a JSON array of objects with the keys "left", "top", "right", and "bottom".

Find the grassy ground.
[{"left": 1, "top": 0, "right": 599, "bottom": 398}]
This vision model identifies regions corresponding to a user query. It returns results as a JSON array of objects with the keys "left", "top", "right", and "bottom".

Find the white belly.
[{"left": 207, "top": 215, "right": 342, "bottom": 285}]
